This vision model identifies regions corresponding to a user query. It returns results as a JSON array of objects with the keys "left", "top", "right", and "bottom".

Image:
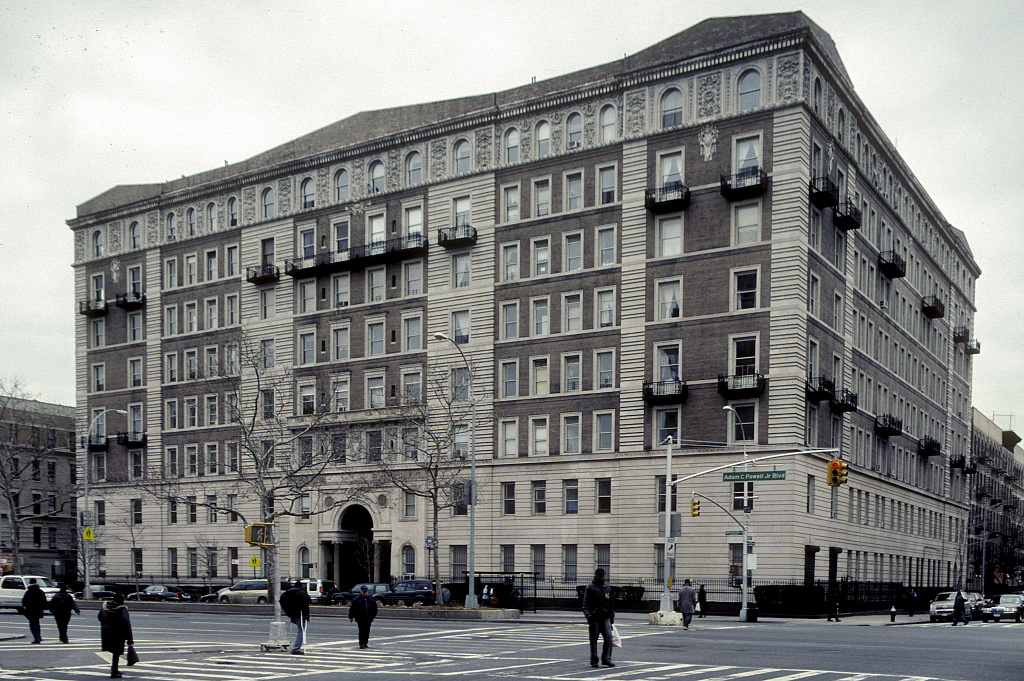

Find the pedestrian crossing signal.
[{"left": 244, "top": 522, "right": 275, "bottom": 546}]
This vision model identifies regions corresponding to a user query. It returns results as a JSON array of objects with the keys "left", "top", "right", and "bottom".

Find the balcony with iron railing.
[
  {"left": 78, "top": 298, "right": 107, "bottom": 317},
  {"left": 116, "top": 432, "right": 147, "bottom": 448},
  {"left": 720, "top": 167, "right": 768, "bottom": 201},
  {"left": 953, "top": 326, "right": 970, "bottom": 343},
  {"left": 805, "top": 376, "right": 835, "bottom": 404},
  {"left": 922, "top": 295, "right": 945, "bottom": 319},
  {"left": 950, "top": 456, "right": 966, "bottom": 469},
  {"left": 115, "top": 290, "right": 146, "bottom": 310},
  {"left": 879, "top": 250, "right": 906, "bottom": 278},
  {"left": 829, "top": 388, "right": 859, "bottom": 414},
  {"left": 644, "top": 183, "right": 691, "bottom": 213},
  {"left": 438, "top": 225, "right": 478, "bottom": 249},
  {"left": 874, "top": 413, "right": 903, "bottom": 438},
  {"left": 918, "top": 436, "right": 941, "bottom": 458},
  {"left": 642, "top": 379, "right": 689, "bottom": 404},
  {"left": 246, "top": 264, "right": 281, "bottom": 285},
  {"left": 809, "top": 176, "right": 839, "bottom": 209},
  {"left": 284, "top": 250, "right": 350, "bottom": 278},
  {"left": 966, "top": 339, "right": 981, "bottom": 355},
  {"left": 87, "top": 434, "right": 109, "bottom": 451},
  {"left": 717, "top": 371, "right": 766, "bottom": 398},
  {"left": 833, "top": 199, "right": 862, "bottom": 231}
]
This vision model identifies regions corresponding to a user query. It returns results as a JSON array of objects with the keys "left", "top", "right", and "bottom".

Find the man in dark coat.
[
  {"left": 348, "top": 585, "right": 379, "bottom": 648},
  {"left": 952, "top": 591, "right": 969, "bottom": 626},
  {"left": 677, "top": 579, "right": 697, "bottom": 629},
  {"left": 697, "top": 584, "right": 708, "bottom": 618},
  {"left": 581, "top": 568, "right": 615, "bottom": 668},
  {"left": 49, "top": 584, "right": 81, "bottom": 643},
  {"left": 97, "top": 593, "right": 134, "bottom": 678},
  {"left": 21, "top": 583, "right": 48, "bottom": 644},
  {"left": 280, "top": 580, "right": 311, "bottom": 654}
]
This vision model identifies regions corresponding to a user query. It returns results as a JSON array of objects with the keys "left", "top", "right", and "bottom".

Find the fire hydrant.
[{"left": 890, "top": 605, "right": 897, "bottom": 622}]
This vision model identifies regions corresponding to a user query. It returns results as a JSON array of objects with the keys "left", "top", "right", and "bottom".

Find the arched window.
[
  {"left": 335, "top": 168, "right": 350, "bottom": 201},
  {"left": 406, "top": 152, "right": 422, "bottom": 185},
  {"left": 228, "top": 197, "right": 238, "bottom": 226},
  {"left": 505, "top": 128, "right": 519, "bottom": 164},
  {"left": 813, "top": 78, "right": 822, "bottom": 115},
  {"left": 206, "top": 203, "right": 217, "bottom": 232},
  {"left": 186, "top": 208, "right": 196, "bottom": 236},
  {"left": 600, "top": 105, "right": 616, "bottom": 143},
  {"left": 369, "top": 161, "right": 385, "bottom": 192},
  {"left": 566, "top": 112, "right": 582, "bottom": 148},
  {"left": 167, "top": 212, "right": 177, "bottom": 240},
  {"left": 661, "top": 89, "right": 683, "bottom": 128},
  {"left": 92, "top": 230, "right": 103, "bottom": 258},
  {"left": 298, "top": 547, "right": 311, "bottom": 579},
  {"left": 453, "top": 140, "right": 470, "bottom": 174},
  {"left": 300, "top": 178, "right": 315, "bottom": 209},
  {"left": 129, "top": 221, "right": 141, "bottom": 249},
  {"left": 837, "top": 109, "right": 845, "bottom": 145},
  {"left": 536, "top": 121, "right": 550, "bottom": 157},
  {"left": 738, "top": 70, "right": 761, "bottom": 111},
  {"left": 261, "top": 187, "right": 275, "bottom": 219},
  {"left": 402, "top": 545, "right": 415, "bottom": 578}
]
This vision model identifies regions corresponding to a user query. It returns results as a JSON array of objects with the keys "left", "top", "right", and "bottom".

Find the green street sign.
[
  {"left": 725, "top": 530, "right": 743, "bottom": 536},
  {"left": 722, "top": 470, "right": 786, "bottom": 482}
]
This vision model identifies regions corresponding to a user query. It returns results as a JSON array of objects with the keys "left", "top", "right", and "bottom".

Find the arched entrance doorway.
[{"left": 322, "top": 504, "right": 391, "bottom": 588}]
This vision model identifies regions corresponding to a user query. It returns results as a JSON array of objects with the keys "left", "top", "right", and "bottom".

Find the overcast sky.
[{"left": 2, "top": 0, "right": 1022, "bottom": 429}]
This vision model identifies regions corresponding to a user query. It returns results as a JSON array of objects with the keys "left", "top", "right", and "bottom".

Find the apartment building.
[{"left": 69, "top": 12, "right": 981, "bottom": 595}]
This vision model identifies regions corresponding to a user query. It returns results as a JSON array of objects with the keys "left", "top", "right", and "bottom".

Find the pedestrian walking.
[
  {"left": 697, "top": 584, "right": 708, "bottom": 618},
  {"left": 581, "top": 568, "right": 615, "bottom": 668},
  {"left": 951, "top": 591, "right": 969, "bottom": 626},
  {"left": 97, "top": 593, "right": 134, "bottom": 679},
  {"left": 677, "top": 579, "right": 697, "bottom": 629},
  {"left": 21, "top": 582, "right": 48, "bottom": 644},
  {"left": 49, "top": 584, "right": 81, "bottom": 643},
  {"left": 348, "top": 585, "right": 379, "bottom": 649},
  {"left": 826, "top": 597, "right": 841, "bottom": 621},
  {"left": 280, "top": 580, "right": 311, "bottom": 654}
]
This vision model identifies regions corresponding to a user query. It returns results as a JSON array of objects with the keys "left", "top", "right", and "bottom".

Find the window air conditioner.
[{"left": 879, "top": 300, "right": 889, "bottom": 310}]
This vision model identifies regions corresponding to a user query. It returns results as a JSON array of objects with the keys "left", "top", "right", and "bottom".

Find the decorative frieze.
[{"left": 697, "top": 72, "right": 721, "bottom": 119}]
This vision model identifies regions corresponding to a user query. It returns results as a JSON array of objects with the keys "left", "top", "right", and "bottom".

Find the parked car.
[
  {"left": 0, "top": 575, "right": 60, "bottom": 608},
  {"left": 964, "top": 591, "right": 985, "bottom": 618},
  {"left": 376, "top": 580, "right": 436, "bottom": 606},
  {"left": 929, "top": 591, "right": 973, "bottom": 622},
  {"left": 299, "top": 578, "right": 338, "bottom": 605},
  {"left": 200, "top": 587, "right": 231, "bottom": 603},
  {"left": 217, "top": 579, "right": 276, "bottom": 604},
  {"left": 981, "top": 593, "right": 1024, "bottom": 622},
  {"left": 332, "top": 583, "right": 390, "bottom": 606},
  {"left": 75, "top": 588, "right": 117, "bottom": 600},
  {"left": 127, "top": 585, "right": 192, "bottom": 601}
]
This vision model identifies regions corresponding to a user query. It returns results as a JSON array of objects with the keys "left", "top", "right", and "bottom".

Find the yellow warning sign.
[
  {"left": 83, "top": 527, "right": 94, "bottom": 541},
  {"left": 249, "top": 556, "right": 260, "bottom": 568}
]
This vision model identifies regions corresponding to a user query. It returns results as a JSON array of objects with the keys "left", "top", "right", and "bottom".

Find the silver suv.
[{"left": 0, "top": 575, "right": 60, "bottom": 607}]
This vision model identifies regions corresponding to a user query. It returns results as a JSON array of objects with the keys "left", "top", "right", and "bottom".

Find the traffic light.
[
  {"left": 244, "top": 522, "right": 275, "bottom": 546},
  {"left": 827, "top": 459, "right": 841, "bottom": 486},
  {"left": 690, "top": 497, "right": 701, "bottom": 517},
  {"left": 837, "top": 460, "right": 849, "bottom": 485}
]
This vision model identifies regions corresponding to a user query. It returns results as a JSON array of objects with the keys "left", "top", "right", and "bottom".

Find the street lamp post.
[
  {"left": 82, "top": 408, "right": 126, "bottom": 600},
  {"left": 434, "top": 333, "right": 478, "bottom": 609},
  {"left": 723, "top": 405, "right": 750, "bottom": 622},
  {"left": 660, "top": 436, "right": 675, "bottom": 612}
]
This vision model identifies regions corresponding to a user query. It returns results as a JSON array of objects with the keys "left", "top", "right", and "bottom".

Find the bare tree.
[
  {"left": 140, "top": 331, "right": 371, "bottom": 603},
  {"left": 362, "top": 364, "right": 472, "bottom": 588},
  {"left": 0, "top": 378, "right": 77, "bottom": 575}
]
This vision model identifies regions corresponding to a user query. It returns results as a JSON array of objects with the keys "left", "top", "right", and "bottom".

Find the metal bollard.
[{"left": 890, "top": 605, "right": 897, "bottom": 622}]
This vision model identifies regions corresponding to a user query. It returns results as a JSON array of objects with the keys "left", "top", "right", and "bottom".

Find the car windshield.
[
  {"left": 934, "top": 593, "right": 954, "bottom": 602},
  {"left": 145, "top": 586, "right": 162, "bottom": 592},
  {"left": 997, "top": 595, "right": 1022, "bottom": 605},
  {"left": 30, "top": 577, "right": 58, "bottom": 588}
]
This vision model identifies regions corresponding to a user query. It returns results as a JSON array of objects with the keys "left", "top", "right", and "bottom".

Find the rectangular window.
[
  {"left": 596, "top": 351, "right": 614, "bottom": 389},
  {"left": 367, "top": 267, "right": 385, "bottom": 302},
  {"left": 531, "top": 357, "right": 549, "bottom": 396},
  {"left": 565, "top": 233, "right": 582, "bottom": 271},
  {"left": 562, "top": 414, "right": 580, "bottom": 453},
  {"left": 595, "top": 411, "right": 614, "bottom": 451},
  {"left": 403, "top": 261, "right": 422, "bottom": 296},
  {"left": 502, "top": 482, "right": 516, "bottom": 515},
  {"left": 563, "top": 354, "right": 581, "bottom": 392},
  {"left": 226, "top": 245, "right": 238, "bottom": 276},
  {"left": 733, "top": 482, "right": 755, "bottom": 511},
  {"left": 334, "top": 220, "right": 349, "bottom": 253},
  {"left": 452, "top": 310, "right": 469, "bottom": 344},
  {"left": 131, "top": 498, "right": 142, "bottom": 525},
  {"left": 808, "top": 274, "right": 819, "bottom": 316},
  {"left": 503, "top": 185, "right": 519, "bottom": 222},
  {"left": 531, "top": 545, "right": 546, "bottom": 580},
  {"left": 530, "top": 417, "right": 548, "bottom": 455},
  {"left": 299, "top": 384, "right": 315, "bottom": 415},
  {"left": 333, "top": 273, "right": 350, "bottom": 307},
  {"left": 367, "top": 321, "right": 384, "bottom": 356},
  {"left": 531, "top": 298, "right": 549, "bottom": 336},
  {"left": 736, "top": 135, "right": 761, "bottom": 173},
  {"left": 596, "top": 289, "right": 615, "bottom": 328},
  {"left": 565, "top": 172, "right": 582, "bottom": 210},
  {"left": 598, "top": 166, "right": 616, "bottom": 204},
  {"left": 92, "top": 318, "right": 105, "bottom": 347},
  {"left": 501, "top": 545, "right": 515, "bottom": 573},
  {"left": 333, "top": 378, "right": 350, "bottom": 412},
  {"left": 499, "top": 419, "right": 517, "bottom": 457},
  {"left": 656, "top": 279, "right": 681, "bottom": 320},
  {"left": 658, "top": 216, "right": 682, "bottom": 257},
  {"left": 562, "top": 544, "right": 578, "bottom": 582},
  {"left": 657, "top": 475, "right": 678, "bottom": 513},
  {"left": 298, "top": 280, "right": 315, "bottom": 313},
  {"left": 332, "top": 326, "right": 349, "bottom": 360},
  {"left": 532, "top": 481, "right": 547, "bottom": 514},
  {"left": 563, "top": 479, "right": 579, "bottom": 514},
  {"left": 402, "top": 371, "right": 421, "bottom": 403},
  {"left": 366, "top": 376, "right": 385, "bottom": 409},
  {"left": 734, "top": 269, "right": 758, "bottom": 310},
  {"left": 453, "top": 196, "right": 470, "bottom": 228},
  {"left": 405, "top": 205, "right": 423, "bottom": 236},
  {"left": 734, "top": 202, "right": 760, "bottom": 245},
  {"left": 403, "top": 316, "right": 422, "bottom": 351},
  {"left": 259, "top": 288, "right": 274, "bottom": 319},
  {"left": 165, "top": 306, "right": 178, "bottom": 335},
  {"left": 563, "top": 293, "right": 582, "bottom": 331},
  {"left": 500, "top": 360, "right": 518, "bottom": 398},
  {"left": 534, "top": 179, "right": 550, "bottom": 216},
  {"left": 596, "top": 479, "right": 612, "bottom": 513},
  {"left": 185, "top": 301, "right": 198, "bottom": 331},
  {"left": 226, "top": 294, "right": 238, "bottom": 324},
  {"left": 165, "top": 259, "right": 177, "bottom": 288},
  {"left": 532, "top": 238, "right": 549, "bottom": 276},
  {"left": 500, "top": 301, "right": 518, "bottom": 340},
  {"left": 205, "top": 395, "right": 218, "bottom": 426},
  {"left": 597, "top": 226, "right": 615, "bottom": 266},
  {"left": 299, "top": 331, "right": 315, "bottom": 364},
  {"left": 227, "top": 443, "right": 238, "bottom": 472},
  {"left": 205, "top": 250, "right": 218, "bottom": 280},
  {"left": 452, "top": 252, "right": 470, "bottom": 288},
  {"left": 127, "top": 313, "right": 142, "bottom": 342},
  {"left": 185, "top": 254, "right": 197, "bottom": 285},
  {"left": 501, "top": 243, "right": 519, "bottom": 281},
  {"left": 656, "top": 406, "right": 679, "bottom": 445},
  {"left": 657, "top": 344, "right": 680, "bottom": 381}
]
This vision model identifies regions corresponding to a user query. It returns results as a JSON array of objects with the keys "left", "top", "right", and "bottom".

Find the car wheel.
[
  {"left": 930, "top": 616, "right": 936, "bottom": 622},
  {"left": 257, "top": 596, "right": 267, "bottom": 604},
  {"left": 219, "top": 596, "right": 230, "bottom": 603}
]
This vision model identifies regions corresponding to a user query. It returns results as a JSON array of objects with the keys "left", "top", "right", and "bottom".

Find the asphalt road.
[{"left": 1, "top": 608, "right": 1021, "bottom": 681}]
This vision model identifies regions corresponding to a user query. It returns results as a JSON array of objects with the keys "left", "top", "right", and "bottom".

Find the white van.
[{"left": 0, "top": 575, "right": 60, "bottom": 607}]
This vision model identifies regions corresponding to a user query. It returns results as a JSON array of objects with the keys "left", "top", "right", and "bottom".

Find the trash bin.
[{"left": 745, "top": 605, "right": 758, "bottom": 622}]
